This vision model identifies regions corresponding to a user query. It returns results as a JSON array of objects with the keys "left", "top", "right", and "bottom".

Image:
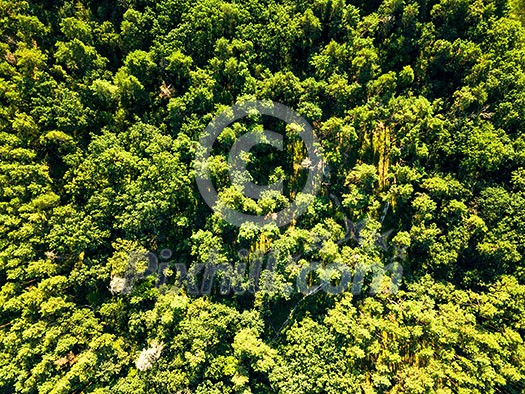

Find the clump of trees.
[{"left": 1, "top": 0, "right": 525, "bottom": 392}]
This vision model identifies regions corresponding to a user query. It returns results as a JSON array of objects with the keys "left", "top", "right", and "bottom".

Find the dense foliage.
[{"left": 1, "top": 0, "right": 525, "bottom": 392}]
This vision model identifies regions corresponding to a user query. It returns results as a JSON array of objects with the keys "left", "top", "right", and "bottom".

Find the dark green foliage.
[{"left": 1, "top": 0, "right": 525, "bottom": 392}]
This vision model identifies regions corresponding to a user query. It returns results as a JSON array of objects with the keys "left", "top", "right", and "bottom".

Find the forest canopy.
[{"left": 1, "top": 0, "right": 525, "bottom": 392}]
